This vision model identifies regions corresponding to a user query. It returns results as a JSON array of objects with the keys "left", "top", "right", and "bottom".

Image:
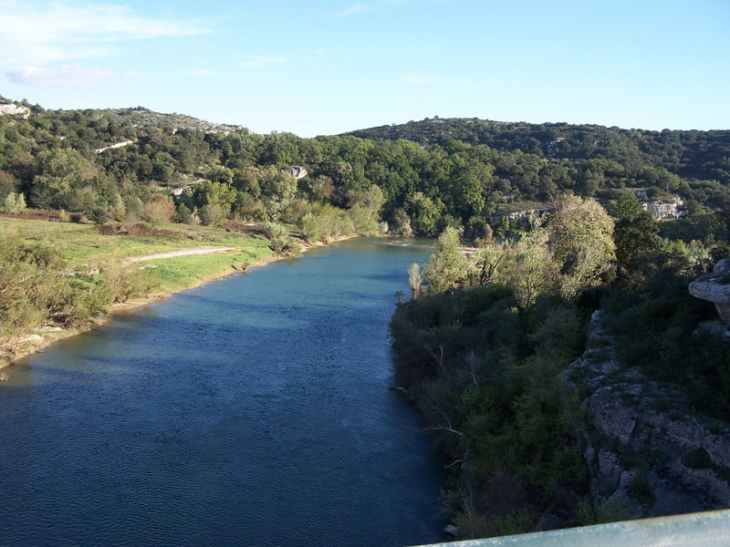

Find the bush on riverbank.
[
  {"left": 390, "top": 210, "right": 728, "bottom": 538},
  {"left": 390, "top": 284, "right": 589, "bottom": 537},
  {"left": 0, "top": 228, "right": 160, "bottom": 360}
]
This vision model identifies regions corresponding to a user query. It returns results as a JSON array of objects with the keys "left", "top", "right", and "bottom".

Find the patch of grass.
[
  {"left": 147, "top": 246, "right": 273, "bottom": 292},
  {"left": 0, "top": 217, "right": 273, "bottom": 271},
  {"left": 0, "top": 216, "right": 279, "bottom": 301}
]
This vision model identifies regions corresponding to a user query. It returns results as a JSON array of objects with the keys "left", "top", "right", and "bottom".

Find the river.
[{"left": 0, "top": 238, "right": 445, "bottom": 547}]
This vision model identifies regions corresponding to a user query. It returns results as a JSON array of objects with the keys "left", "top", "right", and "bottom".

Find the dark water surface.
[{"left": 0, "top": 238, "right": 444, "bottom": 547}]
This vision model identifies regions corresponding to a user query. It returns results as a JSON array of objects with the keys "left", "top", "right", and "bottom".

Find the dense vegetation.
[
  {"left": 2, "top": 96, "right": 729, "bottom": 537},
  {"left": 1, "top": 97, "right": 729, "bottom": 246},
  {"left": 0, "top": 215, "right": 275, "bottom": 365},
  {"left": 390, "top": 195, "right": 728, "bottom": 538},
  {"left": 0, "top": 228, "right": 158, "bottom": 359},
  {"left": 348, "top": 117, "right": 730, "bottom": 188}
]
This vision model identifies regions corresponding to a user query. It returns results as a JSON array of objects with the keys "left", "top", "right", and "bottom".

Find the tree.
[
  {"left": 606, "top": 192, "right": 644, "bottom": 221},
  {"left": 504, "top": 230, "right": 558, "bottom": 308},
  {"left": 258, "top": 166, "right": 297, "bottom": 219},
  {"left": 0, "top": 171, "right": 16, "bottom": 200},
  {"left": 141, "top": 195, "right": 175, "bottom": 224},
  {"left": 348, "top": 185, "right": 386, "bottom": 235},
  {"left": 2, "top": 192, "right": 26, "bottom": 214},
  {"left": 422, "top": 227, "right": 471, "bottom": 293},
  {"left": 548, "top": 195, "right": 615, "bottom": 300},
  {"left": 30, "top": 148, "right": 96, "bottom": 209},
  {"left": 607, "top": 192, "right": 661, "bottom": 267},
  {"left": 408, "top": 263, "right": 422, "bottom": 298},
  {"left": 198, "top": 203, "right": 226, "bottom": 226},
  {"left": 614, "top": 213, "right": 661, "bottom": 268},
  {"left": 408, "top": 192, "right": 444, "bottom": 237}
]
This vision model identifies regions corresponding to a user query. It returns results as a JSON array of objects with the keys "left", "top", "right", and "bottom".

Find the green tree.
[
  {"left": 198, "top": 203, "right": 226, "bottom": 226},
  {"left": 615, "top": 215, "right": 661, "bottom": 268},
  {"left": 408, "top": 192, "right": 444, "bottom": 237},
  {"left": 422, "top": 227, "right": 471, "bottom": 293},
  {"left": 408, "top": 263, "right": 422, "bottom": 298},
  {"left": 505, "top": 230, "right": 558, "bottom": 308},
  {"left": 607, "top": 192, "right": 644, "bottom": 221},
  {"left": 348, "top": 184, "right": 386, "bottom": 235},
  {"left": 548, "top": 195, "right": 616, "bottom": 300},
  {"left": 2, "top": 192, "right": 26, "bottom": 213},
  {"left": 607, "top": 192, "right": 661, "bottom": 267}
]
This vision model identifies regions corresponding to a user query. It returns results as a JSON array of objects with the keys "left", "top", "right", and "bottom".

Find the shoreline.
[{"left": 0, "top": 235, "right": 355, "bottom": 373}]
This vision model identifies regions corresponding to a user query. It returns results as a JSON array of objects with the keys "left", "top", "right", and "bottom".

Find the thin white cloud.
[
  {"left": 6, "top": 64, "right": 115, "bottom": 87},
  {"left": 236, "top": 54, "right": 287, "bottom": 69},
  {"left": 334, "top": 3, "right": 372, "bottom": 16},
  {"left": 0, "top": 2, "right": 207, "bottom": 65}
]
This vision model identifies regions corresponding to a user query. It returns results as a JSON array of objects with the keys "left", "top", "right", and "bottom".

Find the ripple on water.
[{"left": 0, "top": 239, "right": 444, "bottom": 547}]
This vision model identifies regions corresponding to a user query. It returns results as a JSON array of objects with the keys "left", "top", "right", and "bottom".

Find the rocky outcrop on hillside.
[
  {"left": 94, "top": 140, "right": 134, "bottom": 154},
  {"left": 689, "top": 259, "right": 730, "bottom": 325},
  {"left": 284, "top": 166, "right": 308, "bottom": 179},
  {"left": 102, "top": 107, "right": 248, "bottom": 134},
  {"left": 0, "top": 103, "right": 30, "bottom": 119},
  {"left": 563, "top": 311, "right": 730, "bottom": 519}
]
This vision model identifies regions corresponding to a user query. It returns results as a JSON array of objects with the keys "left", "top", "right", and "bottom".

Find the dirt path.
[{"left": 127, "top": 246, "right": 237, "bottom": 263}]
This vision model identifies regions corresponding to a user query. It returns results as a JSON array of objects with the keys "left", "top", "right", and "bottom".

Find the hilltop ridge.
[
  {"left": 344, "top": 117, "right": 730, "bottom": 186},
  {"left": 100, "top": 107, "right": 249, "bottom": 135}
]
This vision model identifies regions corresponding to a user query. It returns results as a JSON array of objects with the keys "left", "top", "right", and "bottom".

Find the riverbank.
[
  {"left": 0, "top": 216, "right": 355, "bottom": 372},
  {"left": 1, "top": 241, "right": 349, "bottom": 372},
  {"left": 0, "top": 237, "right": 444, "bottom": 547}
]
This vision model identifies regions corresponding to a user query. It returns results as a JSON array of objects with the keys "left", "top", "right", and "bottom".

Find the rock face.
[
  {"left": 563, "top": 311, "right": 730, "bottom": 519},
  {"left": 284, "top": 166, "right": 308, "bottom": 180},
  {"left": 689, "top": 259, "right": 730, "bottom": 324},
  {"left": 94, "top": 140, "right": 134, "bottom": 154},
  {"left": 641, "top": 198, "right": 684, "bottom": 220},
  {"left": 0, "top": 103, "right": 30, "bottom": 119}
]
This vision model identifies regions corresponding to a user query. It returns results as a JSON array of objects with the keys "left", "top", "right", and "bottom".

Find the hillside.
[
  {"left": 1, "top": 96, "right": 729, "bottom": 541},
  {"left": 100, "top": 107, "right": 248, "bottom": 134},
  {"left": 0, "top": 96, "right": 728, "bottom": 248},
  {"left": 345, "top": 117, "right": 730, "bottom": 186}
]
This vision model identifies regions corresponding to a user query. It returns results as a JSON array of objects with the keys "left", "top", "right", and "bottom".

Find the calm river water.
[{"left": 0, "top": 238, "right": 445, "bottom": 547}]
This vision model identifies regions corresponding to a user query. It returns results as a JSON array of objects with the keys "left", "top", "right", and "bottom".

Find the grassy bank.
[{"left": 0, "top": 216, "right": 276, "bottom": 368}]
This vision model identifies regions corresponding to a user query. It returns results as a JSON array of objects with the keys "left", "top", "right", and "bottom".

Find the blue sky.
[{"left": 0, "top": 0, "right": 728, "bottom": 137}]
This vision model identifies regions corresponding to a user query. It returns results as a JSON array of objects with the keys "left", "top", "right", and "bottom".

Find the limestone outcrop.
[
  {"left": 689, "top": 259, "right": 730, "bottom": 324},
  {"left": 563, "top": 311, "right": 730, "bottom": 518},
  {"left": 0, "top": 103, "right": 30, "bottom": 119},
  {"left": 284, "top": 166, "right": 308, "bottom": 180}
]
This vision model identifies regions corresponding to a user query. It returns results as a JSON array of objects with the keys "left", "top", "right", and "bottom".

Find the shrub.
[{"left": 141, "top": 195, "right": 174, "bottom": 224}]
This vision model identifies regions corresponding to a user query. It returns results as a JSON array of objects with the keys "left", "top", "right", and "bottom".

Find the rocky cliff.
[
  {"left": 563, "top": 311, "right": 730, "bottom": 519},
  {"left": 689, "top": 259, "right": 730, "bottom": 325},
  {"left": 0, "top": 103, "right": 30, "bottom": 118}
]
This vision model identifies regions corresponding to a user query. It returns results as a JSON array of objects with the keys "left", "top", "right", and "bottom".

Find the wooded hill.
[
  {"left": 346, "top": 117, "right": 730, "bottom": 187},
  {"left": 2, "top": 97, "right": 730, "bottom": 538},
  {"left": 0, "top": 96, "right": 728, "bottom": 244}
]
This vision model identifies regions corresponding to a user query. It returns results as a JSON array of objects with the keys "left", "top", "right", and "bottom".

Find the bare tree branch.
[
  {"left": 420, "top": 398, "right": 463, "bottom": 437},
  {"left": 425, "top": 344, "right": 448, "bottom": 377}
]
